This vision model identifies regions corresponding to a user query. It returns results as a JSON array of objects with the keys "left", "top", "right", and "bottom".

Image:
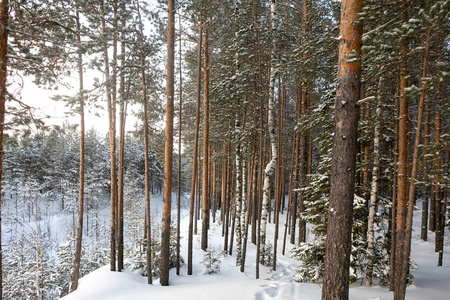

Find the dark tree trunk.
[
  {"left": 117, "top": 3, "right": 127, "bottom": 272},
  {"left": 321, "top": 0, "right": 362, "bottom": 299},
  {"left": 201, "top": 25, "right": 210, "bottom": 251}
]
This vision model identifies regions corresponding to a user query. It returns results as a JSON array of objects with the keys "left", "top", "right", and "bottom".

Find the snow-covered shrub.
[
  {"left": 4, "top": 234, "right": 61, "bottom": 300},
  {"left": 125, "top": 221, "right": 183, "bottom": 279},
  {"left": 201, "top": 248, "right": 224, "bottom": 274},
  {"left": 289, "top": 239, "right": 324, "bottom": 282}
]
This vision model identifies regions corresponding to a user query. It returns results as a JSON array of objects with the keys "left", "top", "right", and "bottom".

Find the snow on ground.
[{"left": 63, "top": 197, "right": 450, "bottom": 300}]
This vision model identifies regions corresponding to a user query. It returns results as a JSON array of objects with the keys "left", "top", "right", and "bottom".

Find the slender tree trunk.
[
  {"left": 201, "top": 25, "right": 210, "bottom": 251},
  {"left": 365, "top": 74, "right": 383, "bottom": 287},
  {"left": 259, "top": 0, "right": 278, "bottom": 264},
  {"left": 421, "top": 101, "right": 430, "bottom": 241},
  {"left": 433, "top": 110, "right": 441, "bottom": 253},
  {"left": 101, "top": 0, "right": 117, "bottom": 272},
  {"left": 393, "top": 2, "right": 410, "bottom": 299},
  {"left": 404, "top": 24, "right": 431, "bottom": 281},
  {"left": 389, "top": 93, "right": 399, "bottom": 291},
  {"left": 0, "top": 1, "right": 7, "bottom": 298},
  {"left": 70, "top": 6, "right": 85, "bottom": 292},
  {"left": 136, "top": 0, "right": 152, "bottom": 284},
  {"left": 221, "top": 144, "right": 227, "bottom": 230},
  {"left": 290, "top": 89, "right": 300, "bottom": 245},
  {"left": 160, "top": 0, "right": 175, "bottom": 286},
  {"left": 235, "top": 137, "right": 242, "bottom": 264},
  {"left": 176, "top": 11, "right": 183, "bottom": 276},
  {"left": 322, "top": 0, "right": 362, "bottom": 298},
  {"left": 112, "top": 0, "right": 119, "bottom": 256},
  {"left": 117, "top": 5, "right": 127, "bottom": 272}
]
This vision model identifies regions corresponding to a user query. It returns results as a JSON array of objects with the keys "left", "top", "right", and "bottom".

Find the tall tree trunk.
[
  {"left": 433, "top": 109, "right": 441, "bottom": 253},
  {"left": 188, "top": 18, "right": 202, "bottom": 272},
  {"left": 298, "top": 0, "right": 310, "bottom": 245},
  {"left": 137, "top": 0, "right": 152, "bottom": 284},
  {"left": 404, "top": 24, "right": 431, "bottom": 280},
  {"left": 0, "top": 1, "right": 7, "bottom": 296},
  {"left": 290, "top": 88, "right": 301, "bottom": 245},
  {"left": 394, "top": 2, "right": 410, "bottom": 299},
  {"left": 259, "top": 0, "right": 278, "bottom": 264},
  {"left": 117, "top": 3, "right": 127, "bottom": 272},
  {"left": 365, "top": 74, "right": 383, "bottom": 287},
  {"left": 176, "top": 10, "right": 183, "bottom": 276},
  {"left": 101, "top": 0, "right": 117, "bottom": 272},
  {"left": 70, "top": 6, "right": 85, "bottom": 292},
  {"left": 235, "top": 136, "right": 242, "bottom": 264},
  {"left": 421, "top": 100, "right": 430, "bottom": 241},
  {"left": 322, "top": 0, "right": 362, "bottom": 299},
  {"left": 112, "top": 0, "right": 119, "bottom": 256},
  {"left": 160, "top": 0, "right": 175, "bottom": 286},
  {"left": 389, "top": 93, "right": 399, "bottom": 291},
  {"left": 201, "top": 25, "right": 210, "bottom": 251}
]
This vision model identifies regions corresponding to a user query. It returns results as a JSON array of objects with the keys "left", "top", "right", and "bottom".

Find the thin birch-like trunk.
[
  {"left": 259, "top": 0, "right": 278, "bottom": 264},
  {"left": 365, "top": 74, "right": 383, "bottom": 287},
  {"left": 235, "top": 140, "right": 242, "bottom": 264}
]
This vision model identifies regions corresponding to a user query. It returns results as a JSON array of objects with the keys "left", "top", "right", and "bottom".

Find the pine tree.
[
  {"left": 322, "top": 0, "right": 363, "bottom": 299},
  {"left": 160, "top": 0, "right": 175, "bottom": 286}
]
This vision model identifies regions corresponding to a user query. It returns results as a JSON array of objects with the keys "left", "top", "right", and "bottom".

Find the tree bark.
[
  {"left": 393, "top": 2, "right": 410, "bottom": 299},
  {"left": 70, "top": 5, "right": 85, "bottom": 292},
  {"left": 136, "top": 0, "right": 152, "bottom": 283},
  {"left": 421, "top": 100, "right": 430, "bottom": 241},
  {"left": 188, "top": 17, "right": 202, "bottom": 275},
  {"left": 322, "top": 0, "right": 362, "bottom": 299},
  {"left": 201, "top": 25, "right": 210, "bottom": 251},
  {"left": 404, "top": 24, "right": 431, "bottom": 281},
  {"left": 160, "top": 0, "right": 175, "bottom": 286},
  {"left": 117, "top": 3, "right": 127, "bottom": 272},
  {"left": 176, "top": 10, "right": 183, "bottom": 276},
  {"left": 365, "top": 74, "right": 383, "bottom": 287},
  {"left": 259, "top": 0, "right": 278, "bottom": 264},
  {"left": 101, "top": 0, "right": 117, "bottom": 272}
]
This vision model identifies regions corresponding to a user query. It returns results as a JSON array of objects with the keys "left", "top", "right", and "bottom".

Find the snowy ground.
[{"left": 62, "top": 196, "right": 450, "bottom": 300}]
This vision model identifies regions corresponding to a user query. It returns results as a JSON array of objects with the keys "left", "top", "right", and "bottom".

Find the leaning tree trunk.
[
  {"left": 70, "top": 5, "right": 85, "bottom": 292},
  {"left": 322, "top": 0, "right": 363, "bottom": 299},
  {"left": 160, "top": 0, "right": 175, "bottom": 286},
  {"left": 259, "top": 0, "right": 278, "bottom": 264},
  {"left": 404, "top": 24, "right": 431, "bottom": 282}
]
